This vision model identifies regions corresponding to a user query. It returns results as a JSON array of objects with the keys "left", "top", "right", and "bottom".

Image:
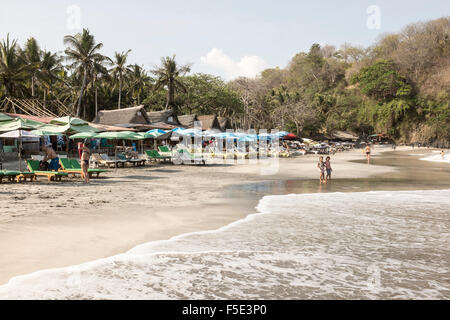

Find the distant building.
[
  {"left": 146, "top": 110, "right": 180, "bottom": 126},
  {"left": 177, "top": 114, "right": 198, "bottom": 128},
  {"left": 94, "top": 105, "right": 150, "bottom": 126},
  {"left": 217, "top": 116, "right": 232, "bottom": 131},
  {"left": 196, "top": 115, "right": 222, "bottom": 131}
]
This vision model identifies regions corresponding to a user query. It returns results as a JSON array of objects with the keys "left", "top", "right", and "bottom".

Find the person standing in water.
[
  {"left": 80, "top": 140, "right": 91, "bottom": 184},
  {"left": 325, "top": 156, "right": 332, "bottom": 182},
  {"left": 317, "top": 156, "right": 325, "bottom": 184},
  {"left": 364, "top": 144, "right": 371, "bottom": 164},
  {"left": 441, "top": 150, "right": 445, "bottom": 160}
]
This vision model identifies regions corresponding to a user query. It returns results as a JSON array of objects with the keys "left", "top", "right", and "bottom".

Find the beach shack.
[
  {"left": 178, "top": 115, "right": 198, "bottom": 128},
  {"left": 196, "top": 115, "right": 222, "bottom": 131},
  {"left": 217, "top": 116, "right": 232, "bottom": 131}
]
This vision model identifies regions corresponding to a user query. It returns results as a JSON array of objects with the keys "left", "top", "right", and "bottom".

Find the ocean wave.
[
  {"left": 420, "top": 154, "right": 450, "bottom": 163},
  {"left": 0, "top": 189, "right": 449, "bottom": 300}
]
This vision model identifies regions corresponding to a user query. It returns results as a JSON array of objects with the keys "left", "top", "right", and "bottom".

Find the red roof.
[{"left": 6, "top": 113, "right": 53, "bottom": 124}]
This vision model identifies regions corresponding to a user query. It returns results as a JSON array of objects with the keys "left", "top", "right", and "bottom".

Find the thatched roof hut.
[
  {"left": 178, "top": 114, "right": 198, "bottom": 128},
  {"left": 147, "top": 110, "right": 180, "bottom": 126},
  {"left": 196, "top": 115, "right": 221, "bottom": 131},
  {"left": 217, "top": 116, "right": 232, "bottom": 131},
  {"left": 94, "top": 105, "right": 150, "bottom": 126}
]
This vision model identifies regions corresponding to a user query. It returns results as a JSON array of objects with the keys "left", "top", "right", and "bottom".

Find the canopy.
[
  {"left": 33, "top": 122, "right": 98, "bottom": 136},
  {"left": 94, "top": 131, "right": 144, "bottom": 140},
  {"left": 0, "top": 113, "right": 13, "bottom": 122},
  {"left": 50, "top": 116, "right": 88, "bottom": 126},
  {"left": 135, "top": 132, "right": 158, "bottom": 139},
  {"left": 146, "top": 129, "right": 167, "bottom": 135},
  {"left": 0, "top": 118, "right": 46, "bottom": 132},
  {"left": 69, "top": 132, "right": 99, "bottom": 139},
  {"left": 0, "top": 130, "right": 40, "bottom": 139},
  {"left": 282, "top": 133, "right": 299, "bottom": 140}
]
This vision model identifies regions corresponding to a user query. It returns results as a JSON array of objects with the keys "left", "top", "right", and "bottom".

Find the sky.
[{"left": 1, "top": 0, "right": 449, "bottom": 80}]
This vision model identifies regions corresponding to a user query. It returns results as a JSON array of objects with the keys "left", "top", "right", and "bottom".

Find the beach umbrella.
[
  {"left": 0, "top": 118, "right": 46, "bottom": 132},
  {"left": 0, "top": 118, "right": 47, "bottom": 171},
  {"left": 146, "top": 129, "right": 167, "bottom": 135},
  {"left": 50, "top": 116, "right": 88, "bottom": 126},
  {"left": 238, "top": 136, "right": 257, "bottom": 142},
  {"left": 282, "top": 133, "right": 298, "bottom": 140},
  {"left": 0, "top": 113, "right": 13, "bottom": 122},
  {"left": 135, "top": 132, "right": 159, "bottom": 139},
  {"left": 47, "top": 116, "right": 99, "bottom": 134},
  {"left": 95, "top": 131, "right": 144, "bottom": 140},
  {"left": 257, "top": 133, "right": 272, "bottom": 140},
  {"left": 0, "top": 130, "right": 40, "bottom": 139},
  {"left": 212, "top": 132, "right": 239, "bottom": 140},
  {"left": 68, "top": 132, "right": 99, "bottom": 139}
]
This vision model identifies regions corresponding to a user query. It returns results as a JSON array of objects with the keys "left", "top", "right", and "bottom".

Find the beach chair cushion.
[
  {"left": 26, "top": 160, "right": 68, "bottom": 176},
  {"left": 70, "top": 159, "right": 106, "bottom": 173},
  {"left": 158, "top": 146, "right": 171, "bottom": 153}
]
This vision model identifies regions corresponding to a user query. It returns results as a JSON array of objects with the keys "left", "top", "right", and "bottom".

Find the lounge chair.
[
  {"left": 158, "top": 146, "right": 173, "bottom": 157},
  {"left": 59, "top": 158, "right": 107, "bottom": 178},
  {"left": 100, "top": 153, "right": 127, "bottom": 168},
  {"left": 175, "top": 149, "right": 205, "bottom": 165},
  {"left": 91, "top": 153, "right": 124, "bottom": 168},
  {"left": 117, "top": 154, "right": 146, "bottom": 166},
  {"left": 145, "top": 150, "right": 171, "bottom": 163},
  {"left": 26, "top": 160, "right": 68, "bottom": 182}
]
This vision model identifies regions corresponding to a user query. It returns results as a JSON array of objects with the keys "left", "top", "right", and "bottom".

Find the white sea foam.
[
  {"left": 0, "top": 190, "right": 449, "bottom": 299},
  {"left": 420, "top": 153, "right": 450, "bottom": 163}
]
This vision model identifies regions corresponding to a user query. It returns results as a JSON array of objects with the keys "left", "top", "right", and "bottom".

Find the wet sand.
[{"left": 0, "top": 146, "right": 448, "bottom": 285}]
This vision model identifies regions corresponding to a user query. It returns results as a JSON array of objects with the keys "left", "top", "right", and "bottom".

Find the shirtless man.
[
  {"left": 42, "top": 144, "right": 59, "bottom": 171},
  {"left": 364, "top": 144, "right": 371, "bottom": 164}
]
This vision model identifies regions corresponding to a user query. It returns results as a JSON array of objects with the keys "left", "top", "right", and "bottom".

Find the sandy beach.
[{"left": 0, "top": 146, "right": 446, "bottom": 286}]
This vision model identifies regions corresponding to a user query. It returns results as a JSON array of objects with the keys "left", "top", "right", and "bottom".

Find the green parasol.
[
  {"left": 68, "top": 132, "right": 99, "bottom": 139},
  {"left": 94, "top": 131, "right": 144, "bottom": 140},
  {"left": 0, "top": 112, "right": 13, "bottom": 122}
]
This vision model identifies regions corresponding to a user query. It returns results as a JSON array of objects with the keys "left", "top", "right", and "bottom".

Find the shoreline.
[{"left": 0, "top": 146, "right": 441, "bottom": 285}]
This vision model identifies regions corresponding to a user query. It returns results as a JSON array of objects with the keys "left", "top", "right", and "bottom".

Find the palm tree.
[
  {"left": 152, "top": 55, "right": 191, "bottom": 111},
  {"left": 64, "top": 28, "right": 109, "bottom": 118},
  {"left": 110, "top": 50, "right": 131, "bottom": 109},
  {"left": 39, "top": 50, "right": 63, "bottom": 106},
  {"left": 23, "top": 37, "right": 41, "bottom": 97},
  {"left": 127, "top": 64, "right": 150, "bottom": 105},
  {"left": 0, "top": 34, "right": 29, "bottom": 97}
]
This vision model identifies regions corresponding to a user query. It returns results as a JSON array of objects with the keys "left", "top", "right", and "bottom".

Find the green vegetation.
[{"left": 0, "top": 17, "right": 448, "bottom": 144}]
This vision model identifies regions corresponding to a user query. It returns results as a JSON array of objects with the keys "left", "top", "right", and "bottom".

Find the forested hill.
[{"left": 228, "top": 17, "right": 449, "bottom": 145}]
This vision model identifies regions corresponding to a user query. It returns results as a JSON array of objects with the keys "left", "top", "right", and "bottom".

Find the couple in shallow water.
[{"left": 317, "top": 156, "right": 332, "bottom": 184}]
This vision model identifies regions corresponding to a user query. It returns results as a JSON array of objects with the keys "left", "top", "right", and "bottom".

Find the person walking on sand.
[
  {"left": 317, "top": 156, "right": 326, "bottom": 184},
  {"left": 364, "top": 144, "right": 371, "bottom": 164},
  {"left": 325, "top": 156, "right": 332, "bottom": 182},
  {"left": 80, "top": 140, "right": 91, "bottom": 184}
]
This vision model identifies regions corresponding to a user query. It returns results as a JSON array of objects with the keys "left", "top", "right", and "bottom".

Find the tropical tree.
[
  {"left": 152, "top": 55, "right": 191, "bottom": 111},
  {"left": 0, "top": 34, "right": 29, "bottom": 97},
  {"left": 110, "top": 49, "right": 131, "bottom": 109},
  {"left": 64, "top": 28, "right": 109, "bottom": 117},
  {"left": 39, "top": 50, "right": 63, "bottom": 106},
  {"left": 127, "top": 64, "right": 150, "bottom": 105},
  {"left": 22, "top": 37, "right": 41, "bottom": 97}
]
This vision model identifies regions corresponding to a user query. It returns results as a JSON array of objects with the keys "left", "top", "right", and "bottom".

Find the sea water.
[
  {"left": 420, "top": 152, "right": 450, "bottom": 163},
  {"left": 0, "top": 189, "right": 449, "bottom": 299}
]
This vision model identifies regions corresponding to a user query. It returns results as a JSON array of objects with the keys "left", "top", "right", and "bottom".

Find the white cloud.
[{"left": 200, "top": 48, "right": 268, "bottom": 80}]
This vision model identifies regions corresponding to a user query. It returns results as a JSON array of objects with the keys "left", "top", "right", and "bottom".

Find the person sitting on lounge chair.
[{"left": 42, "top": 144, "right": 60, "bottom": 171}]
